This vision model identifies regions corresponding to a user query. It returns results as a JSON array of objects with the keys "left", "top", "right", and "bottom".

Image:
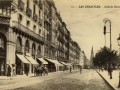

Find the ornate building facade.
[{"left": 0, "top": 0, "right": 81, "bottom": 76}]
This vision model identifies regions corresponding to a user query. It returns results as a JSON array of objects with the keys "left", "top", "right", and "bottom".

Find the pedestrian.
[
  {"left": 25, "top": 64, "right": 29, "bottom": 76},
  {"left": 44, "top": 65, "right": 48, "bottom": 75},
  {"left": 101, "top": 66, "right": 104, "bottom": 72},
  {"left": 70, "top": 66, "right": 72, "bottom": 73},
  {"left": 12, "top": 64, "right": 16, "bottom": 76},
  {"left": 79, "top": 65, "right": 82, "bottom": 74},
  {"left": 34, "top": 66, "right": 37, "bottom": 77},
  {"left": 108, "top": 64, "right": 113, "bottom": 79},
  {"left": 7, "top": 65, "right": 11, "bottom": 77}
]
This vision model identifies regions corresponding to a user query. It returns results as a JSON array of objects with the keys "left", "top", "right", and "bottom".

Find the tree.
[{"left": 93, "top": 46, "right": 118, "bottom": 67}]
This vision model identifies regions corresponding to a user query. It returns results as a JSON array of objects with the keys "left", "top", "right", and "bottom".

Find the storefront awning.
[
  {"left": 37, "top": 58, "right": 48, "bottom": 64},
  {"left": 46, "top": 59, "right": 63, "bottom": 66},
  {"left": 16, "top": 54, "right": 30, "bottom": 63},
  {"left": 25, "top": 56, "right": 38, "bottom": 64},
  {"left": 60, "top": 62, "right": 68, "bottom": 66},
  {"left": 66, "top": 63, "right": 72, "bottom": 66}
]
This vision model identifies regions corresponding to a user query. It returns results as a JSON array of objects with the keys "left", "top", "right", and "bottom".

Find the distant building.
[{"left": 79, "top": 51, "right": 85, "bottom": 68}]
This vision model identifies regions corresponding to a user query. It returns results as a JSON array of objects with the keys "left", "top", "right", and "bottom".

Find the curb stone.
[{"left": 96, "top": 70, "right": 115, "bottom": 90}]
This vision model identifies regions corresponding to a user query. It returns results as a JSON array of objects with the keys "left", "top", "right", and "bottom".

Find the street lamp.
[
  {"left": 103, "top": 18, "right": 112, "bottom": 79},
  {"left": 117, "top": 34, "right": 120, "bottom": 88},
  {"left": 103, "top": 18, "right": 112, "bottom": 50}
]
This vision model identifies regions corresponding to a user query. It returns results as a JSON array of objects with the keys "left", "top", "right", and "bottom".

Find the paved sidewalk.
[
  {"left": 96, "top": 69, "right": 120, "bottom": 90},
  {"left": 0, "top": 74, "right": 34, "bottom": 80},
  {"left": 0, "top": 70, "right": 70, "bottom": 80}
]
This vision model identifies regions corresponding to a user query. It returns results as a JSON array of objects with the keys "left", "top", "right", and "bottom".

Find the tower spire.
[{"left": 90, "top": 46, "right": 94, "bottom": 68}]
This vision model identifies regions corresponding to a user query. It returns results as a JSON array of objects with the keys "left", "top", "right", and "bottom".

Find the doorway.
[{"left": 0, "top": 58, "right": 5, "bottom": 76}]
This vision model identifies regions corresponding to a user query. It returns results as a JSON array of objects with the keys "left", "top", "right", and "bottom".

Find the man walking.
[
  {"left": 25, "top": 65, "right": 29, "bottom": 76},
  {"left": 79, "top": 65, "right": 82, "bottom": 74},
  {"left": 70, "top": 66, "right": 72, "bottom": 73}
]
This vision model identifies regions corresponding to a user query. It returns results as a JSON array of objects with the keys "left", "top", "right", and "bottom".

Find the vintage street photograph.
[{"left": 0, "top": 0, "right": 120, "bottom": 90}]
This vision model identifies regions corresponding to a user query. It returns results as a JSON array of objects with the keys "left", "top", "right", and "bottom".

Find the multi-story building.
[
  {"left": 79, "top": 51, "right": 86, "bottom": 68},
  {"left": 73, "top": 41, "right": 81, "bottom": 69},
  {"left": 0, "top": 0, "right": 80, "bottom": 76}
]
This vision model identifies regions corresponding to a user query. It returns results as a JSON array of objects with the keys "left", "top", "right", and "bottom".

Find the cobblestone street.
[{"left": 0, "top": 69, "right": 112, "bottom": 90}]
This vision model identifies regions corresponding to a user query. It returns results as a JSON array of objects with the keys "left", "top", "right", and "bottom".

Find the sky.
[{"left": 53, "top": 0, "right": 120, "bottom": 59}]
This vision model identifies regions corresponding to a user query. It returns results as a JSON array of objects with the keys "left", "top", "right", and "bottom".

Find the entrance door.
[{"left": 0, "top": 58, "right": 5, "bottom": 76}]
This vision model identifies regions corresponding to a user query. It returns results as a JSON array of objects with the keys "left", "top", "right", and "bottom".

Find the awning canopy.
[
  {"left": 46, "top": 59, "right": 63, "bottom": 66},
  {"left": 37, "top": 58, "right": 48, "bottom": 64},
  {"left": 66, "top": 63, "right": 72, "bottom": 66},
  {"left": 60, "top": 62, "right": 68, "bottom": 66},
  {"left": 25, "top": 56, "right": 38, "bottom": 64},
  {"left": 17, "top": 54, "right": 30, "bottom": 63}
]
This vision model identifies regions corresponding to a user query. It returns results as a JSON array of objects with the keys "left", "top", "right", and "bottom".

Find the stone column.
[{"left": 6, "top": 27, "right": 16, "bottom": 76}]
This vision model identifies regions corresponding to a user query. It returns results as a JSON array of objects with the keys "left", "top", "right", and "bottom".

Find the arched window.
[
  {"left": 0, "top": 36, "right": 5, "bottom": 49},
  {"left": 25, "top": 40, "right": 29, "bottom": 53},
  {"left": 16, "top": 36, "right": 22, "bottom": 52},
  {"left": 32, "top": 43, "right": 36, "bottom": 59},
  {"left": 37, "top": 45, "right": 41, "bottom": 57}
]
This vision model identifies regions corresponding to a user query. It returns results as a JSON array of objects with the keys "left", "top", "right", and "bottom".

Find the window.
[
  {"left": 39, "top": 10, "right": 40, "bottom": 18},
  {"left": 26, "top": 20, "right": 30, "bottom": 28},
  {"left": 0, "top": 38, "right": 4, "bottom": 49},
  {"left": 18, "top": 14, "right": 23, "bottom": 23},
  {"left": 33, "top": 25, "right": 36, "bottom": 32},
  {"left": 39, "top": 29, "right": 41, "bottom": 35},
  {"left": 33, "top": 4, "right": 36, "bottom": 13},
  {"left": 27, "top": 0, "right": 29, "bottom": 8},
  {"left": 25, "top": 40, "right": 29, "bottom": 53}
]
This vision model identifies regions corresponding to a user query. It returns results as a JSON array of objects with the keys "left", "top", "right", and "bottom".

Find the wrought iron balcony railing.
[
  {"left": 33, "top": 0, "right": 38, "bottom": 4},
  {"left": 26, "top": 7, "right": 32, "bottom": 17},
  {"left": 18, "top": 0, "right": 24, "bottom": 11},
  {"left": 12, "top": 21, "right": 44, "bottom": 42},
  {"left": 33, "top": 13, "right": 37, "bottom": 22},
  {"left": 39, "top": 2, "right": 43, "bottom": 10},
  {"left": 38, "top": 18, "right": 42, "bottom": 26}
]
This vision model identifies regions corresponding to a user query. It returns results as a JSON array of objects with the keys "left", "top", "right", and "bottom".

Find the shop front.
[
  {"left": 45, "top": 59, "right": 63, "bottom": 72},
  {"left": 16, "top": 54, "right": 30, "bottom": 75},
  {"left": 0, "top": 33, "right": 6, "bottom": 76}
]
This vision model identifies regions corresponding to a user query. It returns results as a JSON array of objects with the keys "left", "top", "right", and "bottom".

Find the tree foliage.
[{"left": 93, "top": 46, "right": 119, "bottom": 66}]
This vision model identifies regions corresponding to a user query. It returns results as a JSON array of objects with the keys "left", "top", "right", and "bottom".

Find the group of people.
[
  {"left": 7, "top": 64, "right": 16, "bottom": 77},
  {"left": 69, "top": 65, "right": 82, "bottom": 74},
  {"left": 34, "top": 65, "right": 48, "bottom": 77}
]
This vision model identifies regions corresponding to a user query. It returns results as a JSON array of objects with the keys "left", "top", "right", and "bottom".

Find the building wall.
[{"left": 0, "top": 0, "right": 81, "bottom": 75}]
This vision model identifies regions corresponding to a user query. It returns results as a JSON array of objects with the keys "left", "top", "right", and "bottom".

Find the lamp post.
[
  {"left": 103, "top": 18, "right": 112, "bottom": 79},
  {"left": 103, "top": 18, "right": 112, "bottom": 50},
  {"left": 117, "top": 34, "right": 120, "bottom": 88}
]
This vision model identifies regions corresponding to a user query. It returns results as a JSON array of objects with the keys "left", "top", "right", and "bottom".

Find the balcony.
[
  {"left": 0, "top": 0, "right": 12, "bottom": 6},
  {"left": 44, "top": 15, "right": 49, "bottom": 22},
  {"left": 0, "top": 16, "right": 10, "bottom": 26},
  {"left": 59, "top": 46, "right": 64, "bottom": 51},
  {"left": 33, "top": 13, "right": 37, "bottom": 22},
  {"left": 44, "top": 39, "right": 50, "bottom": 45},
  {"left": 33, "top": 0, "right": 38, "bottom": 4},
  {"left": 65, "top": 42, "right": 69, "bottom": 47},
  {"left": 26, "top": 7, "right": 32, "bottom": 17},
  {"left": 18, "top": 0, "right": 24, "bottom": 11},
  {"left": 39, "top": 2, "right": 43, "bottom": 10},
  {"left": 38, "top": 18, "right": 42, "bottom": 26},
  {"left": 12, "top": 21, "right": 44, "bottom": 43},
  {"left": 50, "top": 42, "right": 56, "bottom": 48}
]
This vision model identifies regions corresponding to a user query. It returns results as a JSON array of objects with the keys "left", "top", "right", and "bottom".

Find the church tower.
[{"left": 90, "top": 46, "right": 94, "bottom": 68}]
